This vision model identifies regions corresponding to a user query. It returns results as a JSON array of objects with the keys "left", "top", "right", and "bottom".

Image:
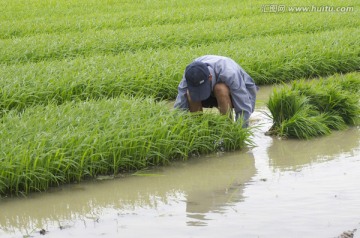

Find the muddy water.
[{"left": 1, "top": 86, "right": 360, "bottom": 238}]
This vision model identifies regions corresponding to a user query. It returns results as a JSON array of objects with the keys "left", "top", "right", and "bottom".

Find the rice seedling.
[
  {"left": 2, "top": 0, "right": 357, "bottom": 39},
  {"left": 279, "top": 112, "right": 332, "bottom": 139},
  {"left": 266, "top": 73, "right": 360, "bottom": 139},
  {"left": 0, "top": 96, "right": 252, "bottom": 196},
  {"left": 1, "top": 13, "right": 358, "bottom": 64},
  {"left": 0, "top": 0, "right": 256, "bottom": 39},
  {"left": 1, "top": 0, "right": 359, "bottom": 196},
  {"left": 291, "top": 75, "right": 360, "bottom": 125},
  {"left": 1, "top": 28, "right": 359, "bottom": 115},
  {"left": 0, "top": 0, "right": 358, "bottom": 116}
]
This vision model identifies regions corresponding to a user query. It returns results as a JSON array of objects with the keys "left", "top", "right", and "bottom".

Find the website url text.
[{"left": 261, "top": 5, "right": 354, "bottom": 13}]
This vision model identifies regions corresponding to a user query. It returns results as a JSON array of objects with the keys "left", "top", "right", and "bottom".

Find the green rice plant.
[
  {"left": 0, "top": 96, "right": 252, "bottom": 196},
  {"left": 278, "top": 111, "right": 347, "bottom": 139},
  {"left": 291, "top": 75, "right": 360, "bottom": 125},
  {"left": 1, "top": 0, "right": 358, "bottom": 39},
  {"left": 266, "top": 88, "right": 313, "bottom": 130},
  {"left": 0, "top": 0, "right": 359, "bottom": 117},
  {"left": 320, "top": 113, "right": 347, "bottom": 130},
  {"left": 1, "top": 28, "right": 359, "bottom": 115},
  {"left": 279, "top": 111, "right": 331, "bottom": 139},
  {"left": 0, "top": 0, "right": 260, "bottom": 39},
  {"left": 266, "top": 73, "right": 360, "bottom": 139},
  {"left": 335, "top": 73, "right": 360, "bottom": 93},
  {"left": 1, "top": 13, "right": 358, "bottom": 64},
  {"left": 0, "top": 0, "right": 358, "bottom": 39}
]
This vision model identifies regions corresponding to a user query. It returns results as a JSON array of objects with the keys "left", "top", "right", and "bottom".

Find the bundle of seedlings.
[
  {"left": 266, "top": 73, "right": 360, "bottom": 139},
  {"left": 0, "top": 95, "right": 252, "bottom": 196}
]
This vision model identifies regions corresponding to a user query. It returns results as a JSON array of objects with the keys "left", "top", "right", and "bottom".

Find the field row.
[
  {"left": 1, "top": 16, "right": 358, "bottom": 64},
  {"left": 2, "top": 0, "right": 358, "bottom": 25},
  {"left": 0, "top": 96, "right": 251, "bottom": 195},
  {"left": 1, "top": 5, "right": 251, "bottom": 39},
  {"left": 1, "top": 28, "right": 359, "bottom": 114},
  {"left": 1, "top": 9, "right": 357, "bottom": 40},
  {"left": 1, "top": 0, "right": 252, "bottom": 20}
]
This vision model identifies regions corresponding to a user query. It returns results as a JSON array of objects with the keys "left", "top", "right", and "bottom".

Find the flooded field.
[{"left": 1, "top": 86, "right": 359, "bottom": 238}]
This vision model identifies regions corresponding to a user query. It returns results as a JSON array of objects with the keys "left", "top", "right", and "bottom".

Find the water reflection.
[
  {"left": 0, "top": 150, "right": 256, "bottom": 236},
  {"left": 249, "top": 105, "right": 360, "bottom": 172},
  {"left": 184, "top": 151, "right": 255, "bottom": 226},
  {"left": 267, "top": 126, "right": 360, "bottom": 171}
]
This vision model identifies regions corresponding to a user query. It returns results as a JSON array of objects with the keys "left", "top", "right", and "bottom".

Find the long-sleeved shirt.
[{"left": 174, "top": 55, "right": 258, "bottom": 123}]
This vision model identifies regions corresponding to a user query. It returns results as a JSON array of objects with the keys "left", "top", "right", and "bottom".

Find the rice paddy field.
[
  {"left": 1, "top": 1, "right": 360, "bottom": 236},
  {"left": 0, "top": 0, "right": 359, "bottom": 199}
]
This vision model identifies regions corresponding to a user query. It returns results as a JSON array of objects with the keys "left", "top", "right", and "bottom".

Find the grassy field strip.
[
  {"left": 2, "top": 16, "right": 359, "bottom": 64},
  {"left": 0, "top": 6, "right": 251, "bottom": 39},
  {"left": 2, "top": 0, "right": 357, "bottom": 22},
  {"left": 266, "top": 72, "right": 360, "bottom": 139},
  {"left": 1, "top": 8, "right": 357, "bottom": 40},
  {"left": 0, "top": 96, "right": 251, "bottom": 195},
  {"left": 0, "top": 1, "right": 256, "bottom": 30},
  {"left": 1, "top": 28, "right": 358, "bottom": 114},
  {"left": 1, "top": 15, "right": 358, "bottom": 63}
]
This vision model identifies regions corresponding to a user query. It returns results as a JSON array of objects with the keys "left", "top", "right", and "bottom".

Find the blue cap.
[{"left": 185, "top": 61, "right": 211, "bottom": 102}]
